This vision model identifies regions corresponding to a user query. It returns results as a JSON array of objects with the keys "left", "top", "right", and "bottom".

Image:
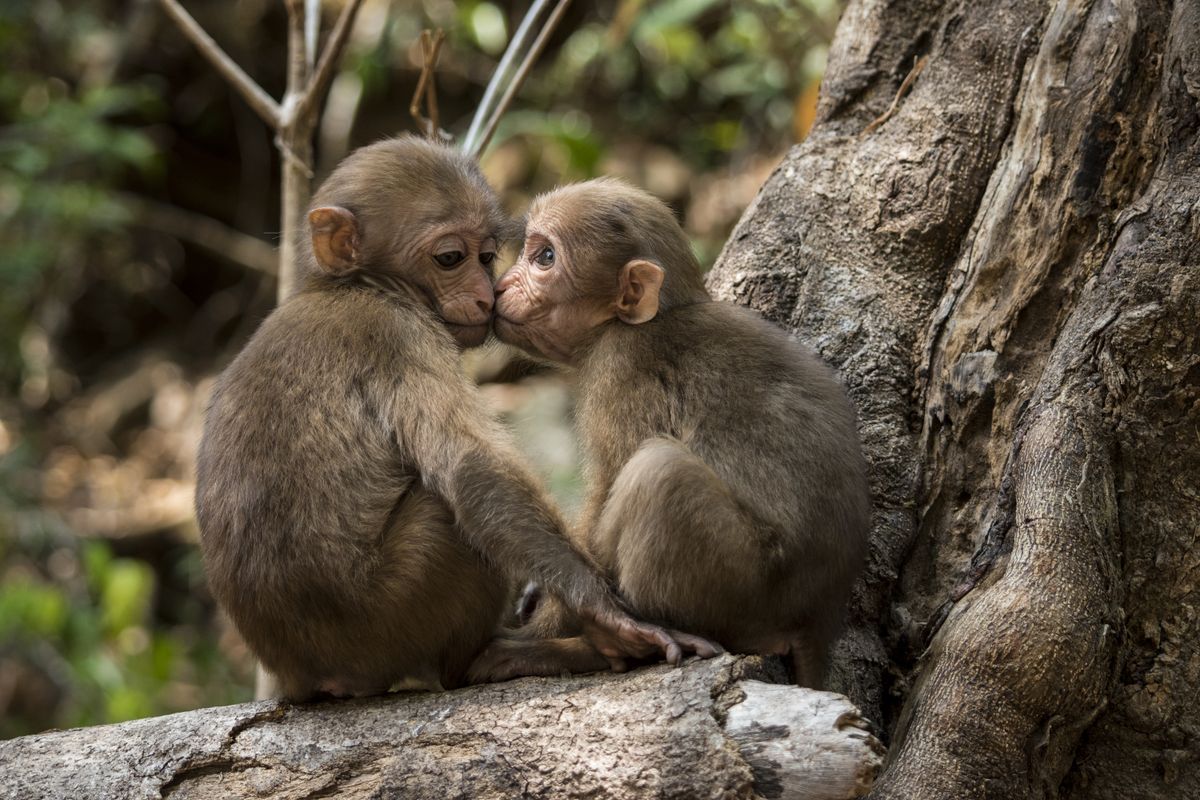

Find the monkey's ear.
[
  {"left": 616, "top": 259, "right": 664, "bottom": 325},
  {"left": 308, "top": 206, "right": 360, "bottom": 274}
]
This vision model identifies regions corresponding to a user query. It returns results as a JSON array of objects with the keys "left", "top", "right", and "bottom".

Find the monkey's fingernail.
[{"left": 667, "top": 644, "right": 682, "bottom": 665}]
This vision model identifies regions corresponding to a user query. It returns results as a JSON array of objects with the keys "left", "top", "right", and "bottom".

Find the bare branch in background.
[
  {"left": 409, "top": 29, "right": 446, "bottom": 140},
  {"left": 157, "top": 0, "right": 561, "bottom": 293},
  {"left": 155, "top": 0, "right": 281, "bottom": 128},
  {"left": 304, "top": 0, "right": 320, "bottom": 72},
  {"left": 473, "top": 0, "right": 572, "bottom": 158},
  {"left": 122, "top": 194, "right": 277, "bottom": 275},
  {"left": 462, "top": 0, "right": 552, "bottom": 155},
  {"left": 296, "top": 0, "right": 367, "bottom": 123},
  {"left": 283, "top": 0, "right": 309, "bottom": 105}
]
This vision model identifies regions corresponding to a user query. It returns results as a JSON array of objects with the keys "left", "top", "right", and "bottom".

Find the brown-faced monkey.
[
  {"left": 196, "top": 141, "right": 717, "bottom": 700},
  {"left": 480, "top": 178, "right": 870, "bottom": 688}
]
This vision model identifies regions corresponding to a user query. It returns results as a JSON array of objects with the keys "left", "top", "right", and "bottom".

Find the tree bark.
[
  {"left": 708, "top": 1, "right": 1200, "bottom": 798},
  {"left": 0, "top": 656, "right": 882, "bottom": 800}
]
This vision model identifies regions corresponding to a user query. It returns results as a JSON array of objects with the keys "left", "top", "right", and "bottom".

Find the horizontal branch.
[
  {"left": 0, "top": 656, "right": 882, "bottom": 800},
  {"left": 121, "top": 193, "right": 277, "bottom": 275},
  {"left": 156, "top": 0, "right": 281, "bottom": 129}
]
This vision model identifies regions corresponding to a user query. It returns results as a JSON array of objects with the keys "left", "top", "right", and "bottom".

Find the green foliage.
[
  {"left": 0, "top": 3, "right": 249, "bottom": 739},
  {"left": 500, "top": 0, "right": 835, "bottom": 172},
  {"left": 0, "top": 541, "right": 247, "bottom": 736},
  {"left": 0, "top": 7, "right": 162, "bottom": 387},
  {"left": 0, "top": 444, "right": 248, "bottom": 738}
]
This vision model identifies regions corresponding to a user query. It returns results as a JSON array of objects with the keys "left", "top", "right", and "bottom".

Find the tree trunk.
[
  {"left": 0, "top": 656, "right": 883, "bottom": 800},
  {"left": 707, "top": 1, "right": 1200, "bottom": 798}
]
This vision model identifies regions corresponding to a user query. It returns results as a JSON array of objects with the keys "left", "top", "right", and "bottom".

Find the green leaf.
[{"left": 101, "top": 558, "right": 155, "bottom": 634}]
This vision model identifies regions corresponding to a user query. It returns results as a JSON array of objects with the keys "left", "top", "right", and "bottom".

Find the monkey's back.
[
  {"left": 195, "top": 287, "right": 443, "bottom": 623},
  {"left": 583, "top": 300, "right": 870, "bottom": 599}
]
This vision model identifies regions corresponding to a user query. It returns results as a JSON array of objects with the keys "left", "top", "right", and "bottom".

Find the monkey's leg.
[
  {"left": 270, "top": 486, "right": 508, "bottom": 699},
  {"left": 375, "top": 486, "right": 511, "bottom": 690},
  {"left": 254, "top": 663, "right": 278, "bottom": 700},
  {"left": 593, "top": 437, "right": 771, "bottom": 648}
]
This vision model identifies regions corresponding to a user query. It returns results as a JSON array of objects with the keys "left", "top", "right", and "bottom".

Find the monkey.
[
  {"left": 472, "top": 177, "right": 870, "bottom": 688},
  {"left": 195, "top": 140, "right": 719, "bottom": 700}
]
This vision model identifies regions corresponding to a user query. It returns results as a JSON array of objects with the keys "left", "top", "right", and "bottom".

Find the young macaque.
[
  {"left": 195, "top": 139, "right": 717, "bottom": 700},
  {"left": 479, "top": 178, "right": 870, "bottom": 687}
]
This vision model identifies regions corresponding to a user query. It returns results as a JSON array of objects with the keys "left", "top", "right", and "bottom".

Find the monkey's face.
[
  {"left": 403, "top": 221, "right": 499, "bottom": 349},
  {"left": 306, "top": 137, "right": 512, "bottom": 349},
  {"left": 494, "top": 186, "right": 665, "bottom": 363},
  {"left": 493, "top": 222, "right": 614, "bottom": 362}
]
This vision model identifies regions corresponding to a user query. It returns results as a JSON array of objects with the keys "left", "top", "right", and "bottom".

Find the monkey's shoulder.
[
  {"left": 241, "top": 288, "right": 455, "bottom": 370},
  {"left": 648, "top": 302, "right": 828, "bottom": 381},
  {"left": 202, "top": 288, "right": 461, "bottom": 451}
]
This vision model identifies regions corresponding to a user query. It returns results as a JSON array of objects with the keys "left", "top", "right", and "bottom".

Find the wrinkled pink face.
[
  {"left": 493, "top": 218, "right": 613, "bottom": 363},
  {"left": 407, "top": 221, "right": 498, "bottom": 349}
]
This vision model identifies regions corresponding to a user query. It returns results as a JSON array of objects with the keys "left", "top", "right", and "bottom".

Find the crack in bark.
[{"left": 157, "top": 702, "right": 288, "bottom": 797}]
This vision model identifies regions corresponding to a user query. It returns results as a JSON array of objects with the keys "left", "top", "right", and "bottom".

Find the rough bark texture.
[
  {"left": 708, "top": 1, "right": 1200, "bottom": 798},
  {"left": 0, "top": 656, "right": 883, "bottom": 800}
]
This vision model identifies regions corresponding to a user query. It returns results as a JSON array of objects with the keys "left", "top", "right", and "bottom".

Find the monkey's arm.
[{"left": 389, "top": 361, "right": 717, "bottom": 666}]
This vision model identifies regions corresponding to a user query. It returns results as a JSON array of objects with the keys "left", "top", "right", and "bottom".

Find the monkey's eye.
[
  {"left": 434, "top": 251, "right": 464, "bottom": 269},
  {"left": 479, "top": 252, "right": 496, "bottom": 265},
  {"left": 534, "top": 245, "right": 555, "bottom": 269}
]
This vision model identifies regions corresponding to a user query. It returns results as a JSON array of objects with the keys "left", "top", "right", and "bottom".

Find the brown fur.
[
  {"left": 196, "top": 143, "right": 711, "bottom": 699},
  {"left": 485, "top": 178, "right": 870, "bottom": 687}
]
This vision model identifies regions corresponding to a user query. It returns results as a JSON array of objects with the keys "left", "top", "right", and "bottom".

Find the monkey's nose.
[{"left": 477, "top": 297, "right": 494, "bottom": 315}]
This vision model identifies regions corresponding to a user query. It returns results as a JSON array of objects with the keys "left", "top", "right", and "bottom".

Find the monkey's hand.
[{"left": 578, "top": 607, "right": 723, "bottom": 670}]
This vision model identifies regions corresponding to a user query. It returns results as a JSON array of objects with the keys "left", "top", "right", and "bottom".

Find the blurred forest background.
[{"left": 0, "top": 0, "right": 840, "bottom": 738}]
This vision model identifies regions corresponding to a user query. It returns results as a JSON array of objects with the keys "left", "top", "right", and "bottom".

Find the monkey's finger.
[
  {"left": 669, "top": 631, "right": 724, "bottom": 659},
  {"left": 631, "top": 622, "right": 683, "bottom": 662}
]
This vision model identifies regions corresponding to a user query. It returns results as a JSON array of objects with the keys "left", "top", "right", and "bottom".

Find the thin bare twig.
[
  {"left": 156, "top": 0, "right": 281, "bottom": 128},
  {"left": 410, "top": 30, "right": 446, "bottom": 139},
  {"left": 121, "top": 193, "right": 277, "bottom": 275},
  {"left": 275, "top": 133, "right": 316, "bottom": 179},
  {"left": 462, "top": 0, "right": 553, "bottom": 154},
  {"left": 296, "top": 0, "right": 366, "bottom": 123},
  {"left": 862, "top": 55, "right": 929, "bottom": 136},
  {"left": 425, "top": 32, "right": 444, "bottom": 138},
  {"left": 472, "top": 0, "right": 572, "bottom": 158},
  {"left": 284, "top": 0, "right": 308, "bottom": 107},
  {"left": 409, "top": 31, "right": 433, "bottom": 134},
  {"left": 304, "top": 0, "right": 320, "bottom": 72}
]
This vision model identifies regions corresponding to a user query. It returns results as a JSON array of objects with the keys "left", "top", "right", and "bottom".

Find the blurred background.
[{"left": 0, "top": 0, "right": 840, "bottom": 738}]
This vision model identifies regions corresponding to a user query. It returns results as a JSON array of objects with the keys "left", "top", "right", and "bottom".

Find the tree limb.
[
  {"left": 0, "top": 656, "right": 883, "bottom": 800},
  {"left": 283, "top": 0, "right": 309, "bottom": 111},
  {"left": 462, "top": 0, "right": 553, "bottom": 155},
  {"left": 472, "top": 0, "right": 573, "bottom": 158},
  {"left": 296, "top": 0, "right": 366, "bottom": 124},
  {"left": 155, "top": 0, "right": 281, "bottom": 129},
  {"left": 304, "top": 0, "right": 319, "bottom": 72},
  {"left": 121, "top": 192, "right": 276, "bottom": 275},
  {"left": 410, "top": 29, "right": 447, "bottom": 139}
]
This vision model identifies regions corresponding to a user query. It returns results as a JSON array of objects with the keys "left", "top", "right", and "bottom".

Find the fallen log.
[{"left": 0, "top": 655, "right": 883, "bottom": 799}]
